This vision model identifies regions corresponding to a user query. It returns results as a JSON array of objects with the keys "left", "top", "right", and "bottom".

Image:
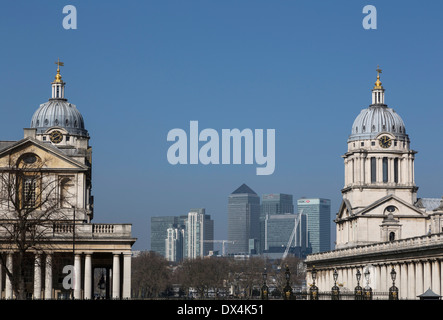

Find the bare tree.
[
  {"left": 131, "top": 251, "right": 171, "bottom": 298},
  {"left": 0, "top": 153, "right": 71, "bottom": 299}
]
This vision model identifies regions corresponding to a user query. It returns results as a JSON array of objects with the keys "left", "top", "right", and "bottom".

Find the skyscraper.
[
  {"left": 261, "top": 194, "right": 294, "bottom": 217},
  {"left": 227, "top": 184, "right": 260, "bottom": 255},
  {"left": 297, "top": 198, "right": 331, "bottom": 253},
  {"left": 260, "top": 193, "right": 294, "bottom": 253},
  {"left": 165, "top": 226, "right": 184, "bottom": 262},
  {"left": 185, "top": 208, "right": 214, "bottom": 259},
  {"left": 151, "top": 216, "right": 180, "bottom": 257}
]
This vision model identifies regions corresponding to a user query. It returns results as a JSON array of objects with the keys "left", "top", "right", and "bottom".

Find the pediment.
[
  {"left": 0, "top": 137, "right": 88, "bottom": 171},
  {"left": 354, "top": 194, "right": 426, "bottom": 218},
  {"left": 336, "top": 198, "right": 353, "bottom": 220}
]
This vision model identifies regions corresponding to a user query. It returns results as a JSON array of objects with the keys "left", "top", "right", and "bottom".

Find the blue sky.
[{"left": 0, "top": 1, "right": 442, "bottom": 250}]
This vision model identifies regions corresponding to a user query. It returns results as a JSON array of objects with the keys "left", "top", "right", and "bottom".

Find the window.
[
  {"left": 389, "top": 232, "right": 395, "bottom": 242},
  {"left": 383, "top": 157, "right": 388, "bottom": 183},
  {"left": 371, "top": 141, "right": 375, "bottom": 146},
  {"left": 60, "top": 176, "right": 74, "bottom": 208},
  {"left": 371, "top": 158, "right": 376, "bottom": 183},
  {"left": 394, "top": 158, "right": 399, "bottom": 183},
  {"left": 23, "top": 177, "right": 37, "bottom": 208}
]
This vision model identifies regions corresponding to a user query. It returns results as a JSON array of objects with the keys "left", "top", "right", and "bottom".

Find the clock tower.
[
  {"left": 29, "top": 60, "right": 91, "bottom": 167},
  {"left": 335, "top": 68, "right": 427, "bottom": 249},
  {"left": 342, "top": 67, "right": 417, "bottom": 209}
]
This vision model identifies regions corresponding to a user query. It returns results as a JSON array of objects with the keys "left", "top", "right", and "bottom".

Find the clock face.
[
  {"left": 49, "top": 130, "right": 63, "bottom": 144},
  {"left": 379, "top": 136, "right": 392, "bottom": 148}
]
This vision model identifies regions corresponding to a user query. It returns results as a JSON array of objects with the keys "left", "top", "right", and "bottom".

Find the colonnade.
[
  {"left": 308, "top": 258, "right": 443, "bottom": 299},
  {"left": 0, "top": 251, "right": 132, "bottom": 299},
  {"left": 344, "top": 153, "right": 414, "bottom": 187}
]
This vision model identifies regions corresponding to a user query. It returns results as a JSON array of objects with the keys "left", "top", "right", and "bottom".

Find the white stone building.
[
  {"left": 0, "top": 61, "right": 136, "bottom": 299},
  {"left": 305, "top": 68, "right": 443, "bottom": 299}
]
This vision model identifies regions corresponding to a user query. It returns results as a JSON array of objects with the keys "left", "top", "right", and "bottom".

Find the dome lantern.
[
  {"left": 51, "top": 59, "right": 66, "bottom": 100},
  {"left": 372, "top": 66, "right": 385, "bottom": 105}
]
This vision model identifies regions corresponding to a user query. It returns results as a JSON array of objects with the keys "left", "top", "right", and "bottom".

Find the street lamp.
[
  {"left": 310, "top": 266, "right": 319, "bottom": 300},
  {"left": 354, "top": 269, "right": 363, "bottom": 300},
  {"left": 331, "top": 268, "right": 340, "bottom": 300},
  {"left": 389, "top": 267, "right": 398, "bottom": 300},
  {"left": 261, "top": 268, "right": 269, "bottom": 300},
  {"left": 283, "top": 265, "right": 293, "bottom": 300},
  {"left": 363, "top": 268, "right": 373, "bottom": 300}
]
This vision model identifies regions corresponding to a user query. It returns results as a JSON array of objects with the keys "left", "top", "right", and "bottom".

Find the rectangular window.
[
  {"left": 394, "top": 158, "right": 399, "bottom": 183},
  {"left": 371, "top": 158, "right": 376, "bottom": 183},
  {"left": 23, "top": 177, "right": 36, "bottom": 208},
  {"left": 383, "top": 157, "right": 388, "bottom": 183}
]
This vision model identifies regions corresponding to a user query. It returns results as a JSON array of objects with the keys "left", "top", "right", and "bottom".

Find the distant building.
[
  {"left": 227, "top": 184, "right": 260, "bottom": 255},
  {"left": 263, "top": 212, "right": 310, "bottom": 259},
  {"left": 185, "top": 209, "right": 214, "bottom": 259},
  {"left": 151, "top": 216, "right": 180, "bottom": 257},
  {"left": 260, "top": 193, "right": 294, "bottom": 253},
  {"left": 297, "top": 198, "right": 331, "bottom": 253},
  {"left": 165, "top": 226, "right": 184, "bottom": 262}
]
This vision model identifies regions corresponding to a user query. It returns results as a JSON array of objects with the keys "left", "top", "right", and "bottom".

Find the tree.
[
  {"left": 131, "top": 251, "right": 171, "bottom": 298},
  {"left": 0, "top": 153, "right": 71, "bottom": 299}
]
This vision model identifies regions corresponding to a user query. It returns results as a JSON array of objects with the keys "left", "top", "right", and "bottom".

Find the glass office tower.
[
  {"left": 260, "top": 193, "right": 294, "bottom": 253},
  {"left": 151, "top": 216, "right": 180, "bottom": 257},
  {"left": 227, "top": 184, "right": 260, "bottom": 255},
  {"left": 297, "top": 198, "right": 331, "bottom": 253}
]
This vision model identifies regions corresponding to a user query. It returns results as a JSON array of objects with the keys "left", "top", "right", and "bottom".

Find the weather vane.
[
  {"left": 55, "top": 58, "right": 64, "bottom": 69},
  {"left": 376, "top": 65, "right": 382, "bottom": 75}
]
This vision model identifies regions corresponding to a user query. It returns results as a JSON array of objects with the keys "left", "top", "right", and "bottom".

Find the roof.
[
  {"left": 415, "top": 198, "right": 443, "bottom": 211},
  {"left": 348, "top": 105, "right": 408, "bottom": 142},
  {"left": 231, "top": 183, "right": 257, "bottom": 195},
  {"left": 417, "top": 288, "right": 441, "bottom": 298},
  {"left": 30, "top": 99, "right": 88, "bottom": 137}
]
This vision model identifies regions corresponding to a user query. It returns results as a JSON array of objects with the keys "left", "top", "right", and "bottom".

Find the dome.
[
  {"left": 30, "top": 99, "right": 88, "bottom": 137},
  {"left": 348, "top": 105, "right": 408, "bottom": 142},
  {"left": 30, "top": 61, "right": 89, "bottom": 138}
]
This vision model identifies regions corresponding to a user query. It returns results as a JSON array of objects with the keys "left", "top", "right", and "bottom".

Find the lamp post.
[
  {"left": 363, "top": 268, "right": 373, "bottom": 300},
  {"left": 331, "top": 268, "right": 340, "bottom": 300},
  {"left": 309, "top": 266, "right": 319, "bottom": 300},
  {"left": 354, "top": 269, "right": 363, "bottom": 300},
  {"left": 389, "top": 267, "right": 398, "bottom": 300},
  {"left": 283, "top": 265, "right": 293, "bottom": 300},
  {"left": 261, "top": 268, "right": 269, "bottom": 300}
]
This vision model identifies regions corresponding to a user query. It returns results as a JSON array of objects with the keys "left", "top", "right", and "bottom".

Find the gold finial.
[
  {"left": 54, "top": 58, "right": 64, "bottom": 83},
  {"left": 374, "top": 65, "right": 382, "bottom": 89}
]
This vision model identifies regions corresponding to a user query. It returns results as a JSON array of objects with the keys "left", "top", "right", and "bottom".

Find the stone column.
[
  {"left": 407, "top": 261, "right": 415, "bottom": 299},
  {"left": 112, "top": 254, "right": 120, "bottom": 299},
  {"left": 424, "top": 259, "right": 432, "bottom": 293},
  {"left": 74, "top": 254, "right": 82, "bottom": 299},
  {"left": 84, "top": 254, "right": 92, "bottom": 299},
  {"left": 5, "top": 253, "right": 13, "bottom": 299},
  {"left": 34, "top": 254, "right": 42, "bottom": 299},
  {"left": 122, "top": 253, "right": 132, "bottom": 299},
  {"left": 415, "top": 260, "right": 423, "bottom": 297},
  {"left": 440, "top": 259, "right": 443, "bottom": 297},
  {"left": 0, "top": 262, "right": 2, "bottom": 299},
  {"left": 44, "top": 254, "right": 53, "bottom": 299},
  {"left": 400, "top": 262, "right": 408, "bottom": 299},
  {"left": 432, "top": 259, "right": 440, "bottom": 294}
]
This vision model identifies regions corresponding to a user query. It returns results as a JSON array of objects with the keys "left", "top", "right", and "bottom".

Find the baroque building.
[
  {"left": 0, "top": 61, "right": 136, "bottom": 299},
  {"left": 305, "top": 68, "right": 443, "bottom": 299}
]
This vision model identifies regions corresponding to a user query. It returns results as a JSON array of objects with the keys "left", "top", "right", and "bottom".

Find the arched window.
[{"left": 389, "top": 232, "right": 395, "bottom": 242}]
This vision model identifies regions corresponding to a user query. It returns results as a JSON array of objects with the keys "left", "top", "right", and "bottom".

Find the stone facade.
[
  {"left": 305, "top": 69, "right": 443, "bottom": 299},
  {"left": 0, "top": 62, "right": 136, "bottom": 299}
]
